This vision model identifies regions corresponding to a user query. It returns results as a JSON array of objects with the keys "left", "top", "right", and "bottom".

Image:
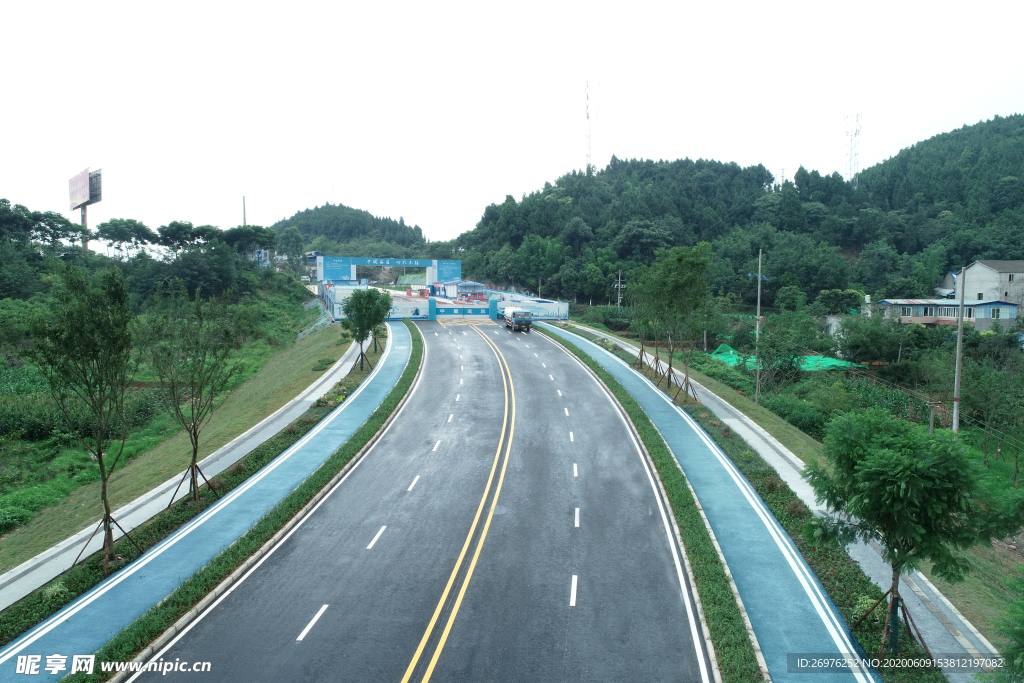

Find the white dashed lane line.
[
  {"left": 575, "top": 508, "right": 580, "bottom": 528},
  {"left": 432, "top": 440, "right": 441, "bottom": 452},
  {"left": 557, "top": 390, "right": 562, "bottom": 396},
  {"left": 570, "top": 576, "right": 578, "bottom": 606},
  {"left": 573, "top": 463, "right": 578, "bottom": 477},
  {"left": 448, "top": 414, "right": 453, "bottom": 423},
  {"left": 296, "top": 605, "right": 329, "bottom": 641},
  {"left": 564, "top": 408, "right": 569, "bottom": 416},
  {"left": 570, "top": 432, "right": 574, "bottom": 442},
  {"left": 366, "top": 526, "right": 387, "bottom": 550},
  {"left": 549, "top": 375, "right": 554, "bottom": 381},
  {"left": 407, "top": 475, "right": 420, "bottom": 492}
]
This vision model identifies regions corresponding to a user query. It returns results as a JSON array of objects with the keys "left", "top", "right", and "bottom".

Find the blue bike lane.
[
  {"left": 541, "top": 323, "right": 881, "bottom": 683},
  {"left": 0, "top": 323, "right": 412, "bottom": 682}
]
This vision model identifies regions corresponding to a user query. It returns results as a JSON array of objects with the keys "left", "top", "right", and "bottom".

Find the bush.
[
  {"left": 763, "top": 395, "right": 828, "bottom": 440},
  {"left": 579, "top": 305, "right": 632, "bottom": 331},
  {"left": 691, "top": 354, "right": 755, "bottom": 395},
  {"left": 0, "top": 389, "right": 162, "bottom": 440},
  {"left": 0, "top": 505, "right": 32, "bottom": 534}
]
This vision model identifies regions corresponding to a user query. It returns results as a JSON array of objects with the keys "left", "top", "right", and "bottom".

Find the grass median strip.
[{"left": 535, "top": 327, "right": 763, "bottom": 683}]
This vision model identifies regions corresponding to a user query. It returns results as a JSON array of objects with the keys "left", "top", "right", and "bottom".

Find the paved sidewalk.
[
  {"left": 566, "top": 323, "right": 1000, "bottom": 682},
  {"left": 0, "top": 324, "right": 411, "bottom": 682},
  {"left": 0, "top": 337, "right": 366, "bottom": 613}
]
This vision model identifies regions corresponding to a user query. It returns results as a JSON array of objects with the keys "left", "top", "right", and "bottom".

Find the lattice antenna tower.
[
  {"left": 585, "top": 81, "right": 592, "bottom": 173},
  {"left": 846, "top": 112, "right": 862, "bottom": 189}
]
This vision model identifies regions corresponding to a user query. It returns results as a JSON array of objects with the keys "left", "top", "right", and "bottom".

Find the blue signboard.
[
  {"left": 437, "top": 260, "right": 462, "bottom": 280},
  {"left": 320, "top": 256, "right": 461, "bottom": 282}
]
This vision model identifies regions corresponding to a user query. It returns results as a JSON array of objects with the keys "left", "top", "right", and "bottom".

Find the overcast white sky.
[{"left": 3, "top": 1, "right": 1024, "bottom": 244}]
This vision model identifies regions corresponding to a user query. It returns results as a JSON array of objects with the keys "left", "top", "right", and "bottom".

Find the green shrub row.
[
  {"left": 537, "top": 328, "right": 763, "bottom": 683},
  {"left": 60, "top": 319, "right": 423, "bottom": 681}
]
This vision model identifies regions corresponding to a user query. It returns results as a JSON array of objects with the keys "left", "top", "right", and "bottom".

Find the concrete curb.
[{"left": 109, "top": 324, "right": 423, "bottom": 682}]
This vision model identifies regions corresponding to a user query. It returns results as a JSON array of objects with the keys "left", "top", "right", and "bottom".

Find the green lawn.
[{"left": 0, "top": 324, "right": 352, "bottom": 573}]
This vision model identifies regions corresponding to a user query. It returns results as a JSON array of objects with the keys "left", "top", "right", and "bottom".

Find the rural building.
[
  {"left": 878, "top": 298, "right": 1018, "bottom": 331},
  {"left": 937, "top": 260, "right": 1024, "bottom": 305}
]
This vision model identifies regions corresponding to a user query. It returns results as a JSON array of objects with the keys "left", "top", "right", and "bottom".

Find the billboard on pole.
[
  {"left": 69, "top": 168, "right": 90, "bottom": 210},
  {"left": 88, "top": 169, "right": 102, "bottom": 204}
]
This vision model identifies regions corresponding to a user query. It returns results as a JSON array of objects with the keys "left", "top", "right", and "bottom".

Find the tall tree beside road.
[
  {"left": 341, "top": 288, "right": 393, "bottom": 371},
  {"left": 145, "top": 281, "right": 244, "bottom": 512},
  {"left": 804, "top": 409, "right": 1024, "bottom": 654},
  {"left": 27, "top": 265, "right": 139, "bottom": 575}
]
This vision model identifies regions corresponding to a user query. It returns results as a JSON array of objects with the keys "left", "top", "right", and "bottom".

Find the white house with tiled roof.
[{"left": 939, "top": 260, "right": 1024, "bottom": 307}]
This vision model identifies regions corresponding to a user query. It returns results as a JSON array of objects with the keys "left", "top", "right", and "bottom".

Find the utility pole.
[
  {"left": 755, "top": 249, "right": 763, "bottom": 404},
  {"left": 953, "top": 264, "right": 966, "bottom": 436},
  {"left": 243, "top": 196, "right": 247, "bottom": 226},
  {"left": 616, "top": 269, "right": 623, "bottom": 308}
]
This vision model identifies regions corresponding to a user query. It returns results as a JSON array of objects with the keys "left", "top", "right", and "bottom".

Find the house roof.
[
  {"left": 880, "top": 298, "right": 1017, "bottom": 308},
  {"left": 970, "top": 260, "right": 1024, "bottom": 273}
]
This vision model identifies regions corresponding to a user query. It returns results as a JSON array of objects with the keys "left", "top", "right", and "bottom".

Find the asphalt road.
[{"left": 132, "top": 321, "right": 710, "bottom": 683}]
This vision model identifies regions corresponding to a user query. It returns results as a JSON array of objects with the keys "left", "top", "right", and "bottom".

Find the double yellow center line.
[{"left": 400, "top": 325, "right": 516, "bottom": 683}]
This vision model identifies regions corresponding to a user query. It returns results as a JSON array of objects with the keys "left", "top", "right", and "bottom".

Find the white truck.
[{"left": 503, "top": 307, "right": 532, "bottom": 332}]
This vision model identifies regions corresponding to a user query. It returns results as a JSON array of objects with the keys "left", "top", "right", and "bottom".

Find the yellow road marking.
[
  {"left": 420, "top": 326, "right": 516, "bottom": 681},
  {"left": 399, "top": 326, "right": 510, "bottom": 683}
]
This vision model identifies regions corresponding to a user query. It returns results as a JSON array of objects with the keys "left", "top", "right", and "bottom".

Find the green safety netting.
[
  {"left": 709, "top": 343, "right": 851, "bottom": 372},
  {"left": 396, "top": 274, "right": 427, "bottom": 285}
]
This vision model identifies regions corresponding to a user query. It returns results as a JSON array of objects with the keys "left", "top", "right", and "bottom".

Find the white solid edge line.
[
  {"left": 407, "top": 475, "right": 420, "bottom": 492},
  {"left": 575, "top": 508, "right": 580, "bottom": 528},
  {"left": 366, "top": 526, "right": 387, "bottom": 550},
  {"left": 432, "top": 440, "right": 441, "bottom": 452},
  {"left": 573, "top": 463, "right": 578, "bottom": 477},
  {"left": 538, "top": 326, "right": 711, "bottom": 683},
  {"left": 117, "top": 323, "right": 427, "bottom": 682},
  {"left": 0, "top": 323, "right": 402, "bottom": 665},
  {"left": 544, "top": 324, "right": 872, "bottom": 683},
  {"left": 569, "top": 575, "right": 578, "bottom": 606},
  {"left": 296, "top": 604, "right": 329, "bottom": 641}
]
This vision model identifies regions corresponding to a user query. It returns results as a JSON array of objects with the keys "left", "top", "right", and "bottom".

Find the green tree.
[
  {"left": 27, "top": 266, "right": 139, "bottom": 574},
  {"left": 145, "top": 281, "right": 243, "bottom": 511},
  {"left": 804, "top": 409, "right": 1022, "bottom": 654},
  {"left": 341, "top": 288, "right": 393, "bottom": 370}
]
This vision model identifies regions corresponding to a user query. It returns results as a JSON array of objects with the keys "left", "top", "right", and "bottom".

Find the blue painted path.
[
  {"left": 541, "top": 323, "right": 881, "bottom": 683},
  {"left": 0, "top": 323, "right": 412, "bottom": 681}
]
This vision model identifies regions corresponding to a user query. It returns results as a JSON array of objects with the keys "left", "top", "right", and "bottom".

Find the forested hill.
[
  {"left": 269, "top": 202, "right": 426, "bottom": 257},
  {"left": 443, "top": 113, "right": 1024, "bottom": 306}
]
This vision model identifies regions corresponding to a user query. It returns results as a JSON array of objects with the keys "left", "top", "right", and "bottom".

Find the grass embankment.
[
  {"left": 0, "top": 336, "right": 385, "bottom": 651},
  {"left": 0, "top": 319, "right": 346, "bottom": 575},
  {"left": 66, "top": 321, "right": 421, "bottom": 681},
  {"left": 0, "top": 291, "right": 323, "bottom": 566},
  {"left": 536, "top": 327, "right": 762, "bottom": 683},
  {"left": 564, "top": 321, "right": 1013, "bottom": 650}
]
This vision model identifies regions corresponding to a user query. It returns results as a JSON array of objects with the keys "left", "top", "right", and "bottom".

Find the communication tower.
[
  {"left": 846, "top": 112, "right": 862, "bottom": 189},
  {"left": 585, "top": 81, "right": 592, "bottom": 173}
]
